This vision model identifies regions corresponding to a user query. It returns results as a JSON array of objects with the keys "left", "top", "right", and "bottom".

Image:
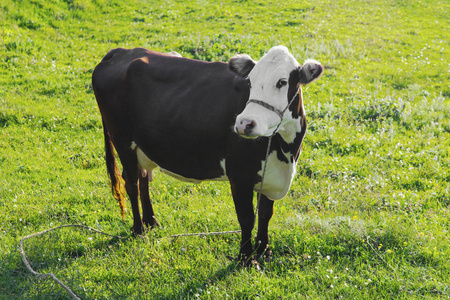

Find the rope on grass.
[
  {"left": 19, "top": 224, "right": 128, "bottom": 300},
  {"left": 19, "top": 224, "right": 241, "bottom": 300},
  {"left": 169, "top": 230, "right": 241, "bottom": 238}
]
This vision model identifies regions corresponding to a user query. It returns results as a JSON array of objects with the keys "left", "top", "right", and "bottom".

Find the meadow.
[{"left": 1, "top": 0, "right": 449, "bottom": 298}]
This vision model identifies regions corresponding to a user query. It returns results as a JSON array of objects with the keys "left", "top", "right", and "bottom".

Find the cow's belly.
[
  {"left": 160, "top": 162, "right": 228, "bottom": 183},
  {"left": 133, "top": 143, "right": 228, "bottom": 183},
  {"left": 255, "top": 152, "right": 296, "bottom": 200}
]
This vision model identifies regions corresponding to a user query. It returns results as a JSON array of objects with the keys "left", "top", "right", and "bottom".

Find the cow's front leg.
[
  {"left": 230, "top": 180, "right": 255, "bottom": 264},
  {"left": 255, "top": 194, "right": 274, "bottom": 260}
]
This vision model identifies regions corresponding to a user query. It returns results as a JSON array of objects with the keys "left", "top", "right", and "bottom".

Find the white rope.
[
  {"left": 19, "top": 225, "right": 241, "bottom": 299},
  {"left": 170, "top": 230, "right": 241, "bottom": 239},
  {"left": 19, "top": 225, "right": 127, "bottom": 300}
]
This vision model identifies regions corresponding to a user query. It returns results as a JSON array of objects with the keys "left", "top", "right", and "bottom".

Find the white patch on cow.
[
  {"left": 235, "top": 46, "right": 300, "bottom": 138},
  {"left": 254, "top": 152, "right": 296, "bottom": 200},
  {"left": 161, "top": 159, "right": 228, "bottom": 182},
  {"left": 131, "top": 142, "right": 228, "bottom": 183},
  {"left": 136, "top": 148, "right": 158, "bottom": 171},
  {"left": 160, "top": 169, "right": 203, "bottom": 183},
  {"left": 278, "top": 117, "right": 302, "bottom": 144},
  {"left": 217, "top": 159, "right": 228, "bottom": 181},
  {"left": 135, "top": 146, "right": 157, "bottom": 181},
  {"left": 167, "top": 51, "right": 182, "bottom": 57}
]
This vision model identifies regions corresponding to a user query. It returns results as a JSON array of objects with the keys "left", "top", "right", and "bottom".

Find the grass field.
[{"left": 1, "top": 0, "right": 449, "bottom": 298}]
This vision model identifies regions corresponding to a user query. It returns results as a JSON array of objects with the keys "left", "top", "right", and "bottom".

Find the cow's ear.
[
  {"left": 299, "top": 59, "right": 324, "bottom": 85},
  {"left": 229, "top": 54, "right": 256, "bottom": 78}
]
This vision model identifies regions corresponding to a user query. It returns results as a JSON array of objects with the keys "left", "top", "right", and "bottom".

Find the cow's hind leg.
[
  {"left": 105, "top": 129, "right": 144, "bottom": 235},
  {"left": 138, "top": 169, "right": 159, "bottom": 228},
  {"left": 113, "top": 142, "right": 144, "bottom": 235},
  {"left": 255, "top": 195, "right": 274, "bottom": 260}
]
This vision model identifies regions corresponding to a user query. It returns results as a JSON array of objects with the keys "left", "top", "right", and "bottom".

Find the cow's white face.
[{"left": 230, "top": 46, "right": 323, "bottom": 139}]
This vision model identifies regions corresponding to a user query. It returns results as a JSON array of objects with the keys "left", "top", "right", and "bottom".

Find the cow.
[{"left": 92, "top": 46, "right": 323, "bottom": 263}]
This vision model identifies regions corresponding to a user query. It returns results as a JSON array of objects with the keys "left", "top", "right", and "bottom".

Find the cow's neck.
[
  {"left": 275, "top": 112, "right": 307, "bottom": 162},
  {"left": 276, "top": 118, "right": 302, "bottom": 145}
]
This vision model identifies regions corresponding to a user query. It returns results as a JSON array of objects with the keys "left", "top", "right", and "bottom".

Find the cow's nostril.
[
  {"left": 243, "top": 120, "right": 256, "bottom": 135},
  {"left": 236, "top": 119, "right": 256, "bottom": 136}
]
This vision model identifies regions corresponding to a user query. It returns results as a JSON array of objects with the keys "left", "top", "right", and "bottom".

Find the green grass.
[{"left": 1, "top": 0, "right": 449, "bottom": 298}]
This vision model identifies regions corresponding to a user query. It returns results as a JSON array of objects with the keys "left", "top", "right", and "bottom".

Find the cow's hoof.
[
  {"left": 132, "top": 230, "right": 143, "bottom": 237},
  {"left": 256, "top": 248, "right": 273, "bottom": 263},
  {"left": 248, "top": 258, "right": 262, "bottom": 270},
  {"left": 143, "top": 219, "right": 160, "bottom": 229},
  {"left": 227, "top": 254, "right": 260, "bottom": 268},
  {"left": 131, "top": 225, "right": 145, "bottom": 236}
]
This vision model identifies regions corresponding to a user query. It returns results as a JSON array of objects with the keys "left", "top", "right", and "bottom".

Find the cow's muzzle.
[{"left": 235, "top": 119, "right": 256, "bottom": 137}]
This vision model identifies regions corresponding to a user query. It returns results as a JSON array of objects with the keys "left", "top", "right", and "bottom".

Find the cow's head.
[{"left": 230, "top": 46, "right": 323, "bottom": 140}]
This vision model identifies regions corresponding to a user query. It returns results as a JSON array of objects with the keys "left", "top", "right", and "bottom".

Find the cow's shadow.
[
  {"left": 160, "top": 259, "right": 242, "bottom": 299},
  {"left": 159, "top": 250, "right": 282, "bottom": 300}
]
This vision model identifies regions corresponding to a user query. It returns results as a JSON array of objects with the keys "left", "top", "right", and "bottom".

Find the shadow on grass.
[{"left": 158, "top": 260, "right": 242, "bottom": 300}]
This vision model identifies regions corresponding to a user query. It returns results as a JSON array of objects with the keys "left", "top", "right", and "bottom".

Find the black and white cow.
[{"left": 92, "top": 46, "right": 323, "bottom": 262}]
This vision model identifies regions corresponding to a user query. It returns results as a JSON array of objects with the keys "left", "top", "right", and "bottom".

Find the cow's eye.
[{"left": 276, "top": 79, "right": 288, "bottom": 89}]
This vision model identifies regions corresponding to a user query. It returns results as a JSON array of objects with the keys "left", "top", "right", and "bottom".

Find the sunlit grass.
[{"left": 1, "top": 0, "right": 449, "bottom": 298}]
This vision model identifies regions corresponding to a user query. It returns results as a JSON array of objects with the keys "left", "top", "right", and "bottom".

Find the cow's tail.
[{"left": 103, "top": 121, "right": 126, "bottom": 219}]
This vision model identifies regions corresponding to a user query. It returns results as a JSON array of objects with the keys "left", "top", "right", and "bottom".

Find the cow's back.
[{"left": 92, "top": 48, "right": 250, "bottom": 180}]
